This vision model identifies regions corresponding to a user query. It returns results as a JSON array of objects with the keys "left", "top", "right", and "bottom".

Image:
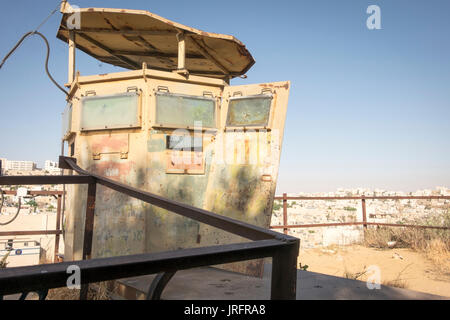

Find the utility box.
[{"left": 58, "top": 2, "right": 290, "bottom": 277}]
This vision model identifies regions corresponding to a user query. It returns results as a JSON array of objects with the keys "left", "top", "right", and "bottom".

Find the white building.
[
  {"left": 5, "top": 160, "right": 36, "bottom": 171},
  {"left": 0, "top": 158, "right": 6, "bottom": 174},
  {"left": 44, "top": 160, "right": 61, "bottom": 173}
]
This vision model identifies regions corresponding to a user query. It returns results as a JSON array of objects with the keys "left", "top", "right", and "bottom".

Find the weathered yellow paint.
[
  {"left": 60, "top": 4, "right": 290, "bottom": 277},
  {"left": 57, "top": 2, "right": 254, "bottom": 79}
]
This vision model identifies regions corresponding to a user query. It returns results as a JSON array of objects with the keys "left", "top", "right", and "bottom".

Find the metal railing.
[
  {"left": 271, "top": 193, "right": 450, "bottom": 234},
  {"left": 0, "top": 156, "right": 299, "bottom": 300},
  {"left": 0, "top": 190, "right": 64, "bottom": 263}
]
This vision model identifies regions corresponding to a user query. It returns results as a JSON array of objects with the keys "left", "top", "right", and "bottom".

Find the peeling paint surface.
[{"left": 64, "top": 74, "right": 289, "bottom": 278}]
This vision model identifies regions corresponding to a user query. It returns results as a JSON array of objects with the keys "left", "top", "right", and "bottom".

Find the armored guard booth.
[{"left": 58, "top": 2, "right": 290, "bottom": 277}]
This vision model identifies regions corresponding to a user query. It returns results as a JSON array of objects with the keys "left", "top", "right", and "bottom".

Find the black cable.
[
  {"left": 0, "top": 188, "right": 22, "bottom": 226},
  {"left": 0, "top": 31, "right": 69, "bottom": 97},
  {"left": 34, "top": 2, "right": 62, "bottom": 33}
]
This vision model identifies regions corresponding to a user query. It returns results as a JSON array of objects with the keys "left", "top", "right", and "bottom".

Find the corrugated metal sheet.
[{"left": 57, "top": 5, "right": 255, "bottom": 79}]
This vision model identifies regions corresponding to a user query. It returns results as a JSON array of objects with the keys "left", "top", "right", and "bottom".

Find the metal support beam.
[
  {"left": 271, "top": 221, "right": 450, "bottom": 230},
  {"left": 80, "top": 182, "right": 97, "bottom": 300},
  {"left": 0, "top": 239, "right": 286, "bottom": 296},
  {"left": 0, "top": 230, "right": 62, "bottom": 237},
  {"left": 0, "top": 175, "right": 95, "bottom": 185},
  {"left": 111, "top": 50, "right": 203, "bottom": 59},
  {"left": 271, "top": 239, "right": 299, "bottom": 300},
  {"left": 274, "top": 195, "right": 450, "bottom": 200},
  {"left": 176, "top": 32, "right": 188, "bottom": 75},
  {"left": 68, "top": 31, "right": 76, "bottom": 84},
  {"left": 361, "top": 198, "right": 367, "bottom": 229},
  {"left": 2, "top": 190, "right": 64, "bottom": 196},
  {"left": 54, "top": 195, "right": 62, "bottom": 263},
  {"left": 74, "top": 28, "right": 177, "bottom": 36},
  {"left": 82, "top": 182, "right": 96, "bottom": 261},
  {"left": 282, "top": 193, "right": 288, "bottom": 235}
]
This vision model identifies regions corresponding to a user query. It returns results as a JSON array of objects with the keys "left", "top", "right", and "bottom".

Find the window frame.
[
  {"left": 79, "top": 92, "right": 142, "bottom": 132},
  {"left": 153, "top": 92, "right": 217, "bottom": 130},
  {"left": 225, "top": 94, "right": 274, "bottom": 129}
]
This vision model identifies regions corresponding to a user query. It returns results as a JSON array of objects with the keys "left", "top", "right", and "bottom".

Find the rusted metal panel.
[
  {"left": 198, "top": 81, "right": 290, "bottom": 276},
  {"left": 61, "top": 51, "right": 289, "bottom": 278},
  {"left": 89, "top": 133, "right": 129, "bottom": 160},
  {"left": 145, "top": 131, "right": 213, "bottom": 253},
  {"left": 165, "top": 150, "right": 205, "bottom": 174}
]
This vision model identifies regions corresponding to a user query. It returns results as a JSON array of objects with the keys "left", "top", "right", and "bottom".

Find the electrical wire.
[
  {"left": 0, "top": 31, "right": 69, "bottom": 97},
  {"left": 34, "top": 2, "right": 62, "bottom": 33},
  {"left": 0, "top": 188, "right": 22, "bottom": 226},
  {"left": 0, "top": 2, "right": 69, "bottom": 97},
  {"left": 0, "top": 2, "right": 66, "bottom": 225}
]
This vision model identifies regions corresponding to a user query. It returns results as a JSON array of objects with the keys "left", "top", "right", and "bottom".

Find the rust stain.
[
  {"left": 259, "top": 82, "right": 289, "bottom": 90},
  {"left": 88, "top": 161, "right": 132, "bottom": 181},
  {"left": 166, "top": 150, "right": 204, "bottom": 173},
  {"left": 102, "top": 16, "right": 119, "bottom": 31},
  {"left": 91, "top": 134, "right": 128, "bottom": 155},
  {"left": 236, "top": 44, "right": 251, "bottom": 57},
  {"left": 88, "top": 161, "right": 133, "bottom": 201},
  {"left": 244, "top": 138, "right": 249, "bottom": 164}
]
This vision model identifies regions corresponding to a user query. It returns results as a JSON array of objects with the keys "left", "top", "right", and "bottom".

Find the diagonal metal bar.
[
  {"left": 0, "top": 239, "right": 286, "bottom": 296},
  {"left": 60, "top": 156, "right": 287, "bottom": 241},
  {"left": 0, "top": 175, "right": 94, "bottom": 185},
  {"left": 0, "top": 230, "right": 62, "bottom": 236}
]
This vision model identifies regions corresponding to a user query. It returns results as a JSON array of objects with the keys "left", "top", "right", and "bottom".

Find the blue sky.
[{"left": 0, "top": 0, "right": 449, "bottom": 193}]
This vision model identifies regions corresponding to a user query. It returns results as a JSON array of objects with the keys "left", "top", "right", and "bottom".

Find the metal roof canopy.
[{"left": 57, "top": 1, "right": 255, "bottom": 80}]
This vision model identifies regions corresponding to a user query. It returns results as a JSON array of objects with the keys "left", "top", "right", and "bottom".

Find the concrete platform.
[
  {"left": 115, "top": 263, "right": 449, "bottom": 300},
  {"left": 3, "top": 263, "right": 447, "bottom": 300}
]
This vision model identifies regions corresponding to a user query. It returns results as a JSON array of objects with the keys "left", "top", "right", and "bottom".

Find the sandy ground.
[{"left": 298, "top": 245, "right": 450, "bottom": 298}]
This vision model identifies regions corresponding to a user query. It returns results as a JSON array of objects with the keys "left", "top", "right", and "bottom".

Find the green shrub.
[{"left": 272, "top": 201, "right": 282, "bottom": 212}]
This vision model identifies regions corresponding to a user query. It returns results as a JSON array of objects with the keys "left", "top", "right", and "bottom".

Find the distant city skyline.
[
  {"left": 1, "top": 153, "right": 448, "bottom": 195},
  {"left": 1, "top": 1, "right": 449, "bottom": 193}
]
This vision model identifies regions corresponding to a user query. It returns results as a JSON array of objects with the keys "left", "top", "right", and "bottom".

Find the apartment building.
[
  {"left": 44, "top": 160, "right": 61, "bottom": 173},
  {"left": 0, "top": 158, "right": 37, "bottom": 172}
]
